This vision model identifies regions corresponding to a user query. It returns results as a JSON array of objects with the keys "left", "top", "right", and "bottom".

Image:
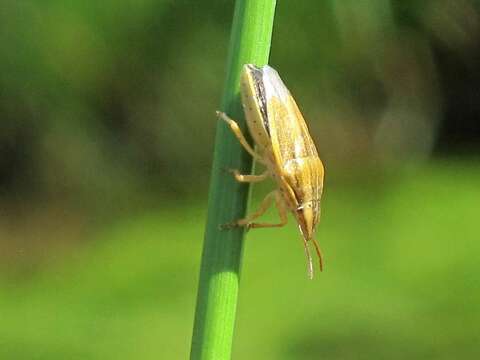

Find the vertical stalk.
[{"left": 190, "top": 1, "right": 277, "bottom": 359}]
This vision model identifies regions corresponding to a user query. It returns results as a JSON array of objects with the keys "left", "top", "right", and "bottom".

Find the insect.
[{"left": 217, "top": 64, "right": 325, "bottom": 278}]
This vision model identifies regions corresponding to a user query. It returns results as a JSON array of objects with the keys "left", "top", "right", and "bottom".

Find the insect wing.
[
  {"left": 261, "top": 66, "right": 319, "bottom": 163},
  {"left": 262, "top": 66, "right": 324, "bottom": 210}
]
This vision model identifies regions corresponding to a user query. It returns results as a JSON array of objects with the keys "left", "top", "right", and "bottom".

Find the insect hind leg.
[{"left": 216, "top": 111, "right": 265, "bottom": 163}]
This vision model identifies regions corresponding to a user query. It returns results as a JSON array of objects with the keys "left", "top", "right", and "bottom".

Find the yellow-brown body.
[{"left": 218, "top": 64, "right": 325, "bottom": 278}]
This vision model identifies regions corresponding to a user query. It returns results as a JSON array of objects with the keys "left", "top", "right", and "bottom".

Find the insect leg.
[
  {"left": 243, "top": 191, "right": 289, "bottom": 229},
  {"left": 216, "top": 111, "right": 264, "bottom": 163},
  {"left": 221, "top": 191, "right": 276, "bottom": 229},
  {"left": 229, "top": 169, "right": 268, "bottom": 183}
]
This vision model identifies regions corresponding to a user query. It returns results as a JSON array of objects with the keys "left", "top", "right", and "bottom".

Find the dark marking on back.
[{"left": 249, "top": 66, "right": 270, "bottom": 137}]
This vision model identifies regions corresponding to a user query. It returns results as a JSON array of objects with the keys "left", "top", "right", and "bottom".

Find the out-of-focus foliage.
[
  {"left": 1, "top": 0, "right": 479, "bottom": 206},
  {"left": 1, "top": 164, "right": 479, "bottom": 359},
  {"left": 1, "top": 0, "right": 228, "bottom": 206},
  {"left": 1, "top": 1, "right": 480, "bottom": 359}
]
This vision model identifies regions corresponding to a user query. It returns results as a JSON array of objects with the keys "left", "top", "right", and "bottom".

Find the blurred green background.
[{"left": 1, "top": 1, "right": 480, "bottom": 359}]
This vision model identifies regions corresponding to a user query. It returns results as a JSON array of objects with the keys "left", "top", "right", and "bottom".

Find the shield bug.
[{"left": 217, "top": 64, "right": 325, "bottom": 279}]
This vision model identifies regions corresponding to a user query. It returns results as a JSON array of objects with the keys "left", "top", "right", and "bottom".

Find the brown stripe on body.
[{"left": 249, "top": 66, "right": 270, "bottom": 137}]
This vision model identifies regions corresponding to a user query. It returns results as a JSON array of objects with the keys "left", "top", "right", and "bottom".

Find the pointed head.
[
  {"left": 295, "top": 200, "right": 320, "bottom": 241},
  {"left": 280, "top": 157, "right": 324, "bottom": 241},
  {"left": 279, "top": 157, "right": 325, "bottom": 276}
]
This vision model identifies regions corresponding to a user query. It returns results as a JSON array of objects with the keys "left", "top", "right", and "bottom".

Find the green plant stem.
[{"left": 190, "top": 1, "right": 277, "bottom": 359}]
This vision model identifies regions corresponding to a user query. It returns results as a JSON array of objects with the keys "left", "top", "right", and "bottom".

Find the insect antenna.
[
  {"left": 312, "top": 238, "right": 324, "bottom": 272},
  {"left": 302, "top": 236, "right": 314, "bottom": 279}
]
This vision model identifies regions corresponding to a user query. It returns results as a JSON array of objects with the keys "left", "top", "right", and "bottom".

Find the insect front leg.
[
  {"left": 229, "top": 169, "right": 268, "bottom": 183},
  {"left": 246, "top": 191, "right": 288, "bottom": 229},
  {"left": 216, "top": 111, "right": 265, "bottom": 163},
  {"left": 222, "top": 191, "right": 288, "bottom": 230},
  {"left": 221, "top": 190, "right": 276, "bottom": 229}
]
